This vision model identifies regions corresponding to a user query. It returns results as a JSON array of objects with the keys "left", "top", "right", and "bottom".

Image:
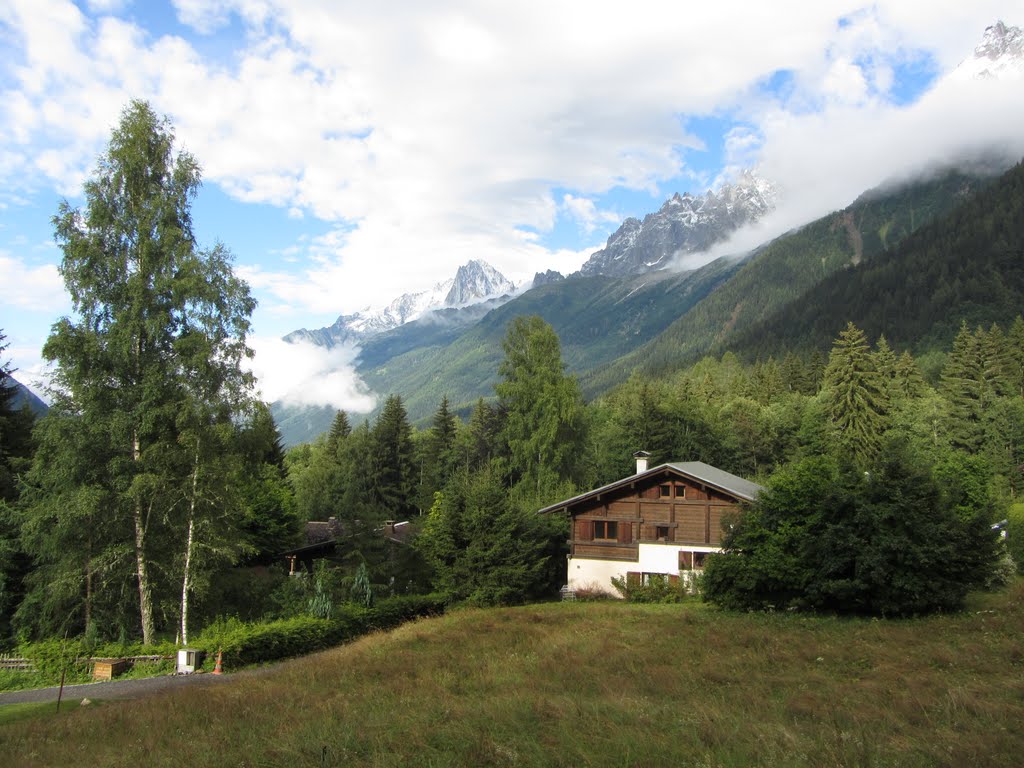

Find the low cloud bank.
[{"left": 246, "top": 336, "right": 378, "bottom": 413}]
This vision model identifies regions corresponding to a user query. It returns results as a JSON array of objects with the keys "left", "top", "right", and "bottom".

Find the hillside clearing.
[{"left": 2, "top": 583, "right": 1023, "bottom": 767}]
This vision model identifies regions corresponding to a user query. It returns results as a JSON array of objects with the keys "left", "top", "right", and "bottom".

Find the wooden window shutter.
[
  {"left": 627, "top": 571, "right": 641, "bottom": 586},
  {"left": 618, "top": 521, "right": 631, "bottom": 543},
  {"left": 668, "top": 574, "right": 680, "bottom": 585},
  {"left": 578, "top": 519, "right": 593, "bottom": 541}
]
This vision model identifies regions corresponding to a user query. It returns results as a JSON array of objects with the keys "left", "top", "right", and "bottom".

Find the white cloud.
[
  {"left": 561, "top": 194, "right": 620, "bottom": 236},
  {"left": 245, "top": 336, "right": 377, "bottom": 412},
  {"left": 85, "top": 0, "right": 129, "bottom": 12},
  {"left": 1, "top": 0, "right": 1021, "bottom": 326},
  {"left": 0, "top": 253, "right": 67, "bottom": 311}
]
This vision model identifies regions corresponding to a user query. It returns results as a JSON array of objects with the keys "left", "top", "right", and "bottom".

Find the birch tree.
[{"left": 40, "top": 100, "right": 255, "bottom": 644}]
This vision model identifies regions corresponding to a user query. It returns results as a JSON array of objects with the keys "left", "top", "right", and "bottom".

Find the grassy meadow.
[{"left": 2, "top": 582, "right": 1023, "bottom": 767}]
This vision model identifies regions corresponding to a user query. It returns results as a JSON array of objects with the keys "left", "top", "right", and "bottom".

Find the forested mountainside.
[
  {"left": 360, "top": 258, "right": 739, "bottom": 422},
  {"left": 582, "top": 168, "right": 996, "bottom": 394},
  {"left": 275, "top": 162, "right": 1009, "bottom": 444},
  {"left": 8, "top": 377, "right": 47, "bottom": 417},
  {"left": 727, "top": 160, "right": 1024, "bottom": 360}
]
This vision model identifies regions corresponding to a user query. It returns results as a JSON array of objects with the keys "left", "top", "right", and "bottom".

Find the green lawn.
[{"left": 2, "top": 582, "right": 1023, "bottom": 767}]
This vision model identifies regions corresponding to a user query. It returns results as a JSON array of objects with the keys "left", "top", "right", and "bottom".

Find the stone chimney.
[{"left": 633, "top": 450, "right": 651, "bottom": 474}]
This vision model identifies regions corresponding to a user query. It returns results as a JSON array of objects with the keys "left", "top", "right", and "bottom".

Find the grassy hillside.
[
  {"left": 729, "top": 160, "right": 1024, "bottom": 359},
  {"left": 584, "top": 168, "right": 993, "bottom": 393},
  {"left": 4, "top": 583, "right": 1022, "bottom": 767}
]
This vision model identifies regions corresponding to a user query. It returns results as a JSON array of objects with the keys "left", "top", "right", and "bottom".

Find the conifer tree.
[
  {"left": 822, "top": 322, "right": 889, "bottom": 467},
  {"left": 942, "top": 323, "right": 991, "bottom": 452},
  {"left": 326, "top": 410, "right": 352, "bottom": 459},
  {"left": 873, "top": 335, "right": 898, "bottom": 393},
  {"left": 372, "top": 395, "right": 416, "bottom": 518},
  {"left": 496, "top": 316, "right": 584, "bottom": 496},
  {"left": 1007, "top": 315, "right": 1024, "bottom": 397},
  {"left": 893, "top": 350, "right": 926, "bottom": 399},
  {"left": 419, "top": 396, "right": 459, "bottom": 507},
  {"left": 0, "top": 332, "right": 36, "bottom": 640},
  {"left": 781, "top": 352, "right": 812, "bottom": 394},
  {"left": 463, "top": 398, "right": 503, "bottom": 473},
  {"left": 417, "top": 469, "right": 557, "bottom": 604}
]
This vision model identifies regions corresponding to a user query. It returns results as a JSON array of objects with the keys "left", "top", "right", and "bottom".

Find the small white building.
[{"left": 539, "top": 453, "right": 762, "bottom": 594}]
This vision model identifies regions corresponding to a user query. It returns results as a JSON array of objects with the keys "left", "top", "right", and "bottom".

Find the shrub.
[
  {"left": 192, "top": 594, "right": 446, "bottom": 668},
  {"left": 572, "top": 583, "right": 615, "bottom": 601},
  {"left": 610, "top": 574, "right": 692, "bottom": 603},
  {"left": 704, "top": 444, "right": 1001, "bottom": 616}
]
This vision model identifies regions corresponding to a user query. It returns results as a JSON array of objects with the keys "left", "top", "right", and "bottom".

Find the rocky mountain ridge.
[
  {"left": 953, "top": 20, "right": 1024, "bottom": 80},
  {"left": 285, "top": 259, "right": 516, "bottom": 348},
  {"left": 576, "top": 170, "right": 777, "bottom": 278}
]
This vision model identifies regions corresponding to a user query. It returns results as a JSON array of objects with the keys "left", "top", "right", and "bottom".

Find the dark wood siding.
[{"left": 565, "top": 467, "right": 749, "bottom": 561}]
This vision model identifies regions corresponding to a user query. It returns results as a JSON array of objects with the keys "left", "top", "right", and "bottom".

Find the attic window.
[
  {"left": 594, "top": 521, "right": 618, "bottom": 541},
  {"left": 659, "top": 484, "right": 672, "bottom": 498}
]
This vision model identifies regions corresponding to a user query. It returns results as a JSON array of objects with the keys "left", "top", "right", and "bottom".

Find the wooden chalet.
[
  {"left": 280, "top": 518, "right": 414, "bottom": 575},
  {"left": 539, "top": 453, "right": 762, "bottom": 594}
]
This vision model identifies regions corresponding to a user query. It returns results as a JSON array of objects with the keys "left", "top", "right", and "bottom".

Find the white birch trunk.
[
  {"left": 180, "top": 446, "right": 200, "bottom": 645},
  {"left": 132, "top": 429, "right": 155, "bottom": 646}
]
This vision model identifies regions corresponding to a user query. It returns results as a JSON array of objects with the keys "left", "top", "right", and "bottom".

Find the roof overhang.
[{"left": 538, "top": 462, "right": 762, "bottom": 515}]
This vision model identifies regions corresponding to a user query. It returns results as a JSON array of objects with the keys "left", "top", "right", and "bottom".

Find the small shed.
[
  {"left": 92, "top": 658, "right": 128, "bottom": 681},
  {"left": 176, "top": 649, "right": 203, "bottom": 675}
]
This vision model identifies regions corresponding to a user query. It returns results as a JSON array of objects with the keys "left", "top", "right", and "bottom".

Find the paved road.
[{"left": 0, "top": 673, "right": 229, "bottom": 706}]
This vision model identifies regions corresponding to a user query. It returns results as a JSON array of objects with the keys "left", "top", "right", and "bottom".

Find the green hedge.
[
  {"left": 17, "top": 638, "right": 179, "bottom": 676},
  {"left": 194, "top": 593, "right": 446, "bottom": 668}
]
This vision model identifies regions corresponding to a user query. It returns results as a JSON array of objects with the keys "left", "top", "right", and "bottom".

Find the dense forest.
[{"left": 0, "top": 102, "right": 1019, "bottom": 653}]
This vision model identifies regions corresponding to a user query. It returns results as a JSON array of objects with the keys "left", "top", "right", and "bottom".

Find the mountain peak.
[
  {"left": 576, "top": 170, "right": 777, "bottom": 278},
  {"left": 284, "top": 259, "right": 515, "bottom": 347},
  {"left": 445, "top": 260, "right": 515, "bottom": 307},
  {"left": 953, "top": 20, "right": 1024, "bottom": 81}
]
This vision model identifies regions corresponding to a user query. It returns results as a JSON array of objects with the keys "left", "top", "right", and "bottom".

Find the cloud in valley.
[{"left": 245, "top": 336, "right": 378, "bottom": 413}]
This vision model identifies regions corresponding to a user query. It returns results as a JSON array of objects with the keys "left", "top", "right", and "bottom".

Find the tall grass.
[{"left": 3, "top": 582, "right": 1023, "bottom": 767}]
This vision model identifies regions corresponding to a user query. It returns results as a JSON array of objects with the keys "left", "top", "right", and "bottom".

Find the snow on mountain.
[
  {"left": 951, "top": 20, "right": 1024, "bottom": 81},
  {"left": 284, "top": 259, "right": 515, "bottom": 348},
  {"left": 576, "top": 170, "right": 777, "bottom": 278}
]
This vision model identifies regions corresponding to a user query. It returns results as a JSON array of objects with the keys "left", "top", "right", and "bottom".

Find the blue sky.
[{"left": 1, "top": 1, "right": 1022, "bottom": 409}]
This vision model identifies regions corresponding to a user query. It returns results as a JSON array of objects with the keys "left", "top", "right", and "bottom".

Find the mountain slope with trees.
[
  {"left": 583, "top": 168, "right": 995, "bottom": 393},
  {"left": 727, "top": 160, "right": 1024, "bottom": 360},
  {"left": 351, "top": 256, "right": 739, "bottom": 427}
]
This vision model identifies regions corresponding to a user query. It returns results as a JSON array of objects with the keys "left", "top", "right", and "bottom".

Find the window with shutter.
[
  {"left": 617, "top": 521, "right": 631, "bottom": 543},
  {"left": 578, "top": 519, "right": 594, "bottom": 541}
]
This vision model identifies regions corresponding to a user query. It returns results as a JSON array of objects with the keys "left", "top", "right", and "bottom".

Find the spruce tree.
[
  {"left": 371, "top": 395, "right": 416, "bottom": 518},
  {"left": 873, "top": 335, "right": 898, "bottom": 395},
  {"left": 326, "top": 410, "right": 352, "bottom": 459},
  {"left": 496, "top": 316, "right": 584, "bottom": 496},
  {"left": 893, "top": 350, "right": 926, "bottom": 399},
  {"left": 822, "top": 322, "right": 889, "bottom": 468},
  {"left": 942, "top": 323, "right": 987, "bottom": 452},
  {"left": 1007, "top": 315, "right": 1024, "bottom": 397},
  {"left": 419, "top": 396, "right": 459, "bottom": 507}
]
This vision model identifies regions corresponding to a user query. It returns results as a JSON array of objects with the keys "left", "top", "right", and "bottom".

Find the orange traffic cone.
[{"left": 212, "top": 649, "right": 223, "bottom": 675}]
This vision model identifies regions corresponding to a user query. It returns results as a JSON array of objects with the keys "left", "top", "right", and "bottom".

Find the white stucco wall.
[
  {"left": 637, "top": 543, "right": 681, "bottom": 574},
  {"left": 567, "top": 557, "right": 630, "bottom": 595}
]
